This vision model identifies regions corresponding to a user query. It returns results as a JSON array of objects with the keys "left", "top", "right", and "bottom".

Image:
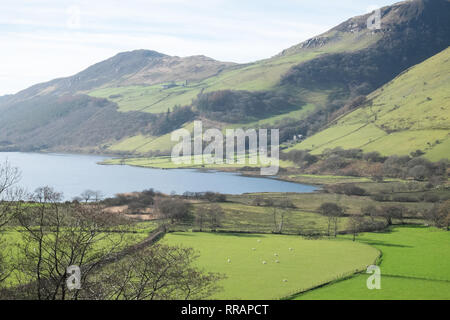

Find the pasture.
[
  {"left": 295, "top": 226, "right": 450, "bottom": 299},
  {"left": 163, "top": 232, "right": 380, "bottom": 299}
]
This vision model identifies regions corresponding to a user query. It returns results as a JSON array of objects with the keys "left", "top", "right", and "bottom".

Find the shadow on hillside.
[{"left": 358, "top": 239, "right": 412, "bottom": 248}]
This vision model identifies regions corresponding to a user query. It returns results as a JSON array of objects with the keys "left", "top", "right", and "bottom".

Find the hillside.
[
  {"left": 0, "top": 0, "right": 449, "bottom": 155},
  {"left": 289, "top": 47, "right": 450, "bottom": 161}
]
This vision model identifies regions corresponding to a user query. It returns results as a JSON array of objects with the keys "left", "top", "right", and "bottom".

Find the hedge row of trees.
[
  {"left": 281, "top": 147, "right": 449, "bottom": 182},
  {"left": 193, "top": 90, "right": 300, "bottom": 123}
]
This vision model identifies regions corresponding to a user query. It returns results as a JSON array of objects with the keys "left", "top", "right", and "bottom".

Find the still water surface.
[{"left": 0, "top": 152, "right": 317, "bottom": 200}]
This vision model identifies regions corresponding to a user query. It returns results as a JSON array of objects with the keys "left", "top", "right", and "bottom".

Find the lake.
[{"left": 0, "top": 152, "right": 317, "bottom": 200}]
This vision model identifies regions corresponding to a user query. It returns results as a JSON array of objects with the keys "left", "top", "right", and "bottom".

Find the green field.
[
  {"left": 107, "top": 103, "right": 315, "bottom": 155},
  {"left": 290, "top": 48, "right": 450, "bottom": 160},
  {"left": 163, "top": 232, "right": 380, "bottom": 299},
  {"left": 88, "top": 30, "right": 380, "bottom": 115},
  {"left": 0, "top": 221, "right": 157, "bottom": 287},
  {"left": 191, "top": 202, "right": 349, "bottom": 235},
  {"left": 108, "top": 122, "right": 195, "bottom": 154},
  {"left": 295, "top": 226, "right": 450, "bottom": 300},
  {"left": 103, "top": 154, "right": 294, "bottom": 170}
]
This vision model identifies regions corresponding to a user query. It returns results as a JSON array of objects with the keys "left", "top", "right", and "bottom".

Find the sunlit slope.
[
  {"left": 108, "top": 105, "right": 315, "bottom": 155},
  {"left": 290, "top": 47, "right": 450, "bottom": 160},
  {"left": 88, "top": 31, "right": 381, "bottom": 114},
  {"left": 164, "top": 232, "right": 379, "bottom": 300}
]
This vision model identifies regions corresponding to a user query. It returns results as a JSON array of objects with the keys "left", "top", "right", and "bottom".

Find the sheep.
[
  {"left": 262, "top": 261, "right": 267, "bottom": 265},
  {"left": 275, "top": 260, "right": 280, "bottom": 263},
  {"left": 252, "top": 248, "right": 256, "bottom": 251},
  {"left": 283, "top": 279, "right": 288, "bottom": 282},
  {"left": 227, "top": 259, "right": 231, "bottom": 263},
  {"left": 274, "top": 253, "right": 278, "bottom": 257},
  {"left": 289, "top": 248, "right": 294, "bottom": 251},
  {"left": 257, "top": 240, "right": 261, "bottom": 243}
]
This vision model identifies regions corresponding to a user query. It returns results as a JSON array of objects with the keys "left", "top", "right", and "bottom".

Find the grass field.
[
  {"left": 107, "top": 103, "right": 314, "bottom": 155},
  {"left": 88, "top": 30, "right": 380, "bottom": 115},
  {"left": 189, "top": 202, "right": 349, "bottom": 235},
  {"left": 163, "top": 232, "right": 380, "bottom": 299},
  {"left": 0, "top": 221, "right": 157, "bottom": 287},
  {"left": 103, "top": 154, "right": 295, "bottom": 170},
  {"left": 295, "top": 226, "right": 450, "bottom": 300},
  {"left": 289, "top": 48, "right": 450, "bottom": 160},
  {"left": 227, "top": 191, "right": 434, "bottom": 217}
]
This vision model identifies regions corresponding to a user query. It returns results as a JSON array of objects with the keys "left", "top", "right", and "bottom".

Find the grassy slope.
[
  {"left": 88, "top": 28, "right": 382, "bottom": 155},
  {"left": 289, "top": 47, "right": 450, "bottom": 160},
  {"left": 106, "top": 104, "right": 315, "bottom": 155},
  {"left": 108, "top": 122, "right": 195, "bottom": 154},
  {"left": 88, "top": 32, "right": 380, "bottom": 116},
  {"left": 295, "top": 226, "right": 450, "bottom": 300},
  {"left": 163, "top": 232, "right": 379, "bottom": 299}
]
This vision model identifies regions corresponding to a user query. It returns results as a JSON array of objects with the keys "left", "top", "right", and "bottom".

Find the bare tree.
[
  {"left": 0, "top": 160, "right": 23, "bottom": 287},
  {"left": 157, "top": 197, "right": 191, "bottom": 225},
  {"left": 424, "top": 201, "right": 450, "bottom": 230},
  {"left": 271, "top": 199, "right": 294, "bottom": 234},
  {"left": 195, "top": 204, "right": 224, "bottom": 232},
  {"left": 86, "top": 244, "right": 224, "bottom": 300},
  {"left": 195, "top": 206, "right": 208, "bottom": 232},
  {"left": 10, "top": 187, "right": 130, "bottom": 300},
  {"left": 362, "top": 205, "right": 379, "bottom": 222},
  {"left": 439, "top": 200, "right": 450, "bottom": 231},
  {"left": 79, "top": 190, "right": 103, "bottom": 203},
  {"left": 377, "top": 205, "right": 404, "bottom": 226},
  {"left": 0, "top": 160, "right": 22, "bottom": 227},
  {"left": 347, "top": 214, "right": 365, "bottom": 241},
  {"left": 319, "top": 203, "right": 344, "bottom": 237},
  {"left": 208, "top": 204, "right": 224, "bottom": 232}
]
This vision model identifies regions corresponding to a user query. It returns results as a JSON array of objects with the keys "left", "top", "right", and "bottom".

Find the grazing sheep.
[
  {"left": 274, "top": 253, "right": 278, "bottom": 257},
  {"left": 262, "top": 261, "right": 267, "bottom": 265},
  {"left": 252, "top": 248, "right": 256, "bottom": 251},
  {"left": 227, "top": 259, "right": 231, "bottom": 263},
  {"left": 257, "top": 240, "right": 261, "bottom": 243},
  {"left": 275, "top": 260, "right": 280, "bottom": 263},
  {"left": 289, "top": 248, "right": 293, "bottom": 251},
  {"left": 283, "top": 279, "right": 288, "bottom": 282}
]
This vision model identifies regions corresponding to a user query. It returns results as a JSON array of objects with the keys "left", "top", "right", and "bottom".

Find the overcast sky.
[{"left": 0, "top": 0, "right": 400, "bottom": 95}]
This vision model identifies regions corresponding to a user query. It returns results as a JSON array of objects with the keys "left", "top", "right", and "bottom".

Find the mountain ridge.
[{"left": 0, "top": 0, "right": 449, "bottom": 157}]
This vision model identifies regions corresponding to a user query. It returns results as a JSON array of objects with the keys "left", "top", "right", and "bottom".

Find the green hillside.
[
  {"left": 88, "top": 32, "right": 381, "bottom": 114},
  {"left": 1, "top": 0, "right": 449, "bottom": 154},
  {"left": 289, "top": 47, "right": 450, "bottom": 161}
]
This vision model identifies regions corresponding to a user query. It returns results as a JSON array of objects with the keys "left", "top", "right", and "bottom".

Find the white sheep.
[
  {"left": 289, "top": 248, "right": 294, "bottom": 251},
  {"left": 262, "top": 261, "right": 267, "bottom": 265},
  {"left": 257, "top": 240, "right": 261, "bottom": 243},
  {"left": 283, "top": 279, "right": 288, "bottom": 282},
  {"left": 227, "top": 259, "right": 231, "bottom": 263},
  {"left": 274, "top": 253, "right": 278, "bottom": 257},
  {"left": 275, "top": 260, "right": 280, "bottom": 263},
  {"left": 252, "top": 248, "right": 256, "bottom": 251}
]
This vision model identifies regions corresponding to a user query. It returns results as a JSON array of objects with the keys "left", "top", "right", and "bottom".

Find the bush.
[
  {"left": 331, "top": 184, "right": 367, "bottom": 196},
  {"left": 422, "top": 193, "right": 440, "bottom": 203}
]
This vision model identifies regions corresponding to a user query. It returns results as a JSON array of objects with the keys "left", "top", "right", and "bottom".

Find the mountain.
[
  {"left": 288, "top": 47, "right": 450, "bottom": 161},
  {"left": 6, "top": 50, "right": 234, "bottom": 103},
  {"left": 0, "top": 0, "right": 449, "bottom": 156}
]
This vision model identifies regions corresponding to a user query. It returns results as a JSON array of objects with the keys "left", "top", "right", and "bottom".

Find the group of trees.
[
  {"left": 0, "top": 161, "right": 222, "bottom": 300},
  {"left": 147, "top": 105, "right": 196, "bottom": 136},
  {"left": 194, "top": 90, "right": 299, "bottom": 123},
  {"left": 424, "top": 201, "right": 450, "bottom": 230},
  {"left": 318, "top": 203, "right": 345, "bottom": 237},
  {"left": 281, "top": 147, "right": 449, "bottom": 183},
  {"left": 318, "top": 202, "right": 411, "bottom": 240},
  {"left": 182, "top": 191, "right": 226, "bottom": 203},
  {"left": 195, "top": 204, "right": 225, "bottom": 232}
]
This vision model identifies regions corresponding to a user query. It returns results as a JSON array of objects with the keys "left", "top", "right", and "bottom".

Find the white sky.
[{"left": 0, "top": 0, "right": 399, "bottom": 95}]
